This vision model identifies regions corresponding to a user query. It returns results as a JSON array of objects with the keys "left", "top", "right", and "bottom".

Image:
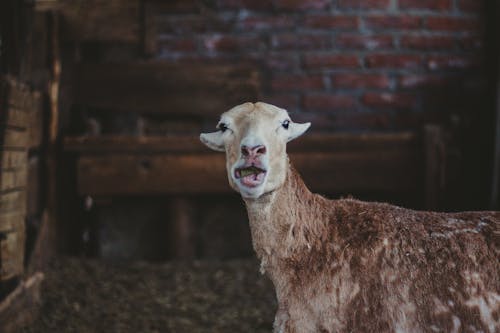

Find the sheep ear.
[
  {"left": 287, "top": 122, "right": 311, "bottom": 142},
  {"left": 200, "top": 131, "right": 225, "bottom": 152}
]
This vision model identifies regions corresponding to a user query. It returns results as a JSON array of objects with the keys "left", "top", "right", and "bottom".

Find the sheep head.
[{"left": 200, "top": 102, "right": 310, "bottom": 199}]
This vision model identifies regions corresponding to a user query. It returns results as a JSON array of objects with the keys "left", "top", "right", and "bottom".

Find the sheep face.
[{"left": 200, "top": 102, "right": 310, "bottom": 199}]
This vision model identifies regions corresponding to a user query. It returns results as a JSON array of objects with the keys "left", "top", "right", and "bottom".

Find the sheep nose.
[{"left": 241, "top": 145, "right": 266, "bottom": 157}]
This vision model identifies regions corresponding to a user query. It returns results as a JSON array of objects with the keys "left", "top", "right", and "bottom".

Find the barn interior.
[{"left": 0, "top": 0, "right": 499, "bottom": 332}]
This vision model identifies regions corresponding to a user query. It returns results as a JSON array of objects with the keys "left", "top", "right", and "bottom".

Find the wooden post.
[
  {"left": 168, "top": 197, "right": 196, "bottom": 260},
  {"left": 29, "top": 11, "right": 60, "bottom": 271}
]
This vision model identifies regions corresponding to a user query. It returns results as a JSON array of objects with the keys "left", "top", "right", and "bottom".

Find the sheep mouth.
[{"left": 234, "top": 166, "right": 267, "bottom": 188}]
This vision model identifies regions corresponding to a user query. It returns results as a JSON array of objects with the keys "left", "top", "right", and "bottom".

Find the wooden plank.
[
  {"left": 0, "top": 212, "right": 24, "bottom": 233},
  {"left": 36, "top": 0, "right": 140, "bottom": 43},
  {"left": 168, "top": 198, "right": 196, "bottom": 259},
  {"left": 76, "top": 150, "right": 420, "bottom": 196},
  {"left": 28, "top": 96, "right": 44, "bottom": 148},
  {"left": 144, "top": 1, "right": 204, "bottom": 54},
  {"left": 0, "top": 227, "right": 25, "bottom": 281},
  {"left": 2, "top": 128, "right": 28, "bottom": 148},
  {"left": 3, "top": 108, "right": 29, "bottom": 129},
  {"left": 27, "top": 156, "right": 41, "bottom": 217},
  {"left": 74, "top": 63, "right": 260, "bottom": 116},
  {"left": 64, "top": 132, "right": 418, "bottom": 154},
  {"left": 1, "top": 150, "right": 27, "bottom": 170},
  {"left": 5, "top": 79, "right": 31, "bottom": 110},
  {"left": 0, "top": 191, "right": 26, "bottom": 215},
  {"left": 293, "top": 151, "right": 419, "bottom": 193},
  {"left": 0, "top": 167, "right": 28, "bottom": 191}
]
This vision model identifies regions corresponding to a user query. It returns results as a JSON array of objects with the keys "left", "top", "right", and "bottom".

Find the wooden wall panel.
[
  {"left": 0, "top": 76, "right": 40, "bottom": 283},
  {"left": 36, "top": 0, "right": 140, "bottom": 43},
  {"left": 74, "top": 149, "right": 420, "bottom": 195},
  {"left": 74, "top": 63, "right": 260, "bottom": 116}
]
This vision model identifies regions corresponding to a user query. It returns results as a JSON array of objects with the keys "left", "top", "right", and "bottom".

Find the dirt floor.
[{"left": 21, "top": 257, "right": 276, "bottom": 333}]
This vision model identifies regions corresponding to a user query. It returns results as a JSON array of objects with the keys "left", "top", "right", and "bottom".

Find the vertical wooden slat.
[
  {"left": 28, "top": 11, "right": 60, "bottom": 272},
  {"left": 168, "top": 197, "right": 196, "bottom": 259}
]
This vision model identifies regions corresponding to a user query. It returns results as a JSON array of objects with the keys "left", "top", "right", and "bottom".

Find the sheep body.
[
  {"left": 245, "top": 165, "right": 500, "bottom": 333},
  {"left": 200, "top": 102, "right": 500, "bottom": 332}
]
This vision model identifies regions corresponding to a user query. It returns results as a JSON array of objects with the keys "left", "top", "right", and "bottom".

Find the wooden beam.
[
  {"left": 64, "top": 132, "right": 418, "bottom": 154},
  {"left": 35, "top": 0, "right": 140, "bottom": 43},
  {"left": 75, "top": 149, "right": 419, "bottom": 196},
  {"left": 74, "top": 63, "right": 260, "bottom": 116}
]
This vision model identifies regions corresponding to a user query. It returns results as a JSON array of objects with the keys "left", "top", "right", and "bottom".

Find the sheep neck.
[{"left": 243, "top": 162, "right": 329, "bottom": 277}]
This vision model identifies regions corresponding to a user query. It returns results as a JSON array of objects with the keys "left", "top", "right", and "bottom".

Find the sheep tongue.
[{"left": 241, "top": 171, "right": 264, "bottom": 187}]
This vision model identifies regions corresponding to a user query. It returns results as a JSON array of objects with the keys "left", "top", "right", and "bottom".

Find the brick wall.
[{"left": 145, "top": 0, "right": 486, "bottom": 131}]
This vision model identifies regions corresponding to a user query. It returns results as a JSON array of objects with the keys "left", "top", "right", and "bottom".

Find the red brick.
[
  {"left": 271, "top": 74, "right": 324, "bottom": 91},
  {"left": 426, "top": 17, "right": 481, "bottom": 32},
  {"left": 331, "top": 112, "right": 395, "bottom": 130},
  {"left": 400, "top": 35, "right": 455, "bottom": 50},
  {"left": 336, "top": 34, "right": 393, "bottom": 50},
  {"left": 458, "top": 36, "right": 483, "bottom": 50},
  {"left": 239, "top": 15, "right": 295, "bottom": 30},
  {"left": 274, "top": 0, "right": 330, "bottom": 10},
  {"left": 272, "top": 34, "right": 332, "bottom": 50},
  {"left": 303, "top": 93, "right": 357, "bottom": 110},
  {"left": 399, "top": 74, "right": 449, "bottom": 88},
  {"left": 203, "top": 35, "right": 263, "bottom": 52},
  {"left": 427, "top": 55, "right": 480, "bottom": 71},
  {"left": 399, "top": 0, "right": 452, "bottom": 11},
  {"left": 362, "top": 92, "right": 417, "bottom": 109},
  {"left": 151, "top": 0, "right": 200, "bottom": 13},
  {"left": 262, "top": 53, "right": 299, "bottom": 71},
  {"left": 365, "top": 54, "right": 422, "bottom": 69},
  {"left": 218, "top": 0, "right": 274, "bottom": 11},
  {"left": 304, "top": 15, "right": 359, "bottom": 30},
  {"left": 304, "top": 54, "right": 361, "bottom": 69},
  {"left": 331, "top": 73, "right": 391, "bottom": 89},
  {"left": 262, "top": 93, "right": 299, "bottom": 111},
  {"left": 458, "top": 0, "right": 483, "bottom": 12},
  {"left": 364, "top": 15, "right": 422, "bottom": 30},
  {"left": 156, "top": 37, "right": 197, "bottom": 53},
  {"left": 337, "top": 0, "right": 390, "bottom": 9}
]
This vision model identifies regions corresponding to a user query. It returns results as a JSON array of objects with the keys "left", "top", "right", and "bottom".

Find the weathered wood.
[
  {"left": 27, "top": 156, "right": 41, "bottom": 217},
  {"left": 35, "top": 0, "right": 140, "bottom": 43},
  {"left": 0, "top": 167, "right": 28, "bottom": 192},
  {"left": 74, "top": 63, "right": 260, "bottom": 116},
  {"left": 2, "top": 128, "right": 28, "bottom": 148},
  {"left": 168, "top": 198, "right": 196, "bottom": 259},
  {"left": 0, "top": 212, "right": 25, "bottom": 233},
  {"left": 0, "top": 227, "right": 25, "bottom": 281},
  {"left": 144, "top": 1, "right": 204, "bottom": 54},
  {"left": 3, "top": 108, "right": 29, "bottom": 129},
  {"left": 0, "top": 191, "right": 26, "bottom": 215},
  {"left": 76, "top": 149, "right": 419, "bottom": 196},
  {"left": 64, "top": 132, "right": 418, "bottom": 154},
  {"left": 0, "top": 272, "right": 44, "bottom": 333},
  {"left": 1, "top": 150, "right": 27, "bottom": 170},
  {"left": 28, "top": 97, "right": 44, "bottom": 148},
  {"left": 3, "top": 78, "right": 39, "bottom": 111}
]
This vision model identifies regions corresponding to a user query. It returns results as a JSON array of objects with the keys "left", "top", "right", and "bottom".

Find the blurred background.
[{"left": 0, "top": 0, "right": 499, "bottom": 331}]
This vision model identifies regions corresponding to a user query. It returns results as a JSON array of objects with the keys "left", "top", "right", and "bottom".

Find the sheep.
[{"left": 200, "top": 102, "right": 500, "bottom": 333}]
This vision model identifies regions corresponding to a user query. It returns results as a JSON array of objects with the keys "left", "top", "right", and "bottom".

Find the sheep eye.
[
  {"left": 218, "top": 123, "right": 229, "bottom": 132},
  {"left": 282, "top": 120, "right": 290, "bottom": 130}
]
